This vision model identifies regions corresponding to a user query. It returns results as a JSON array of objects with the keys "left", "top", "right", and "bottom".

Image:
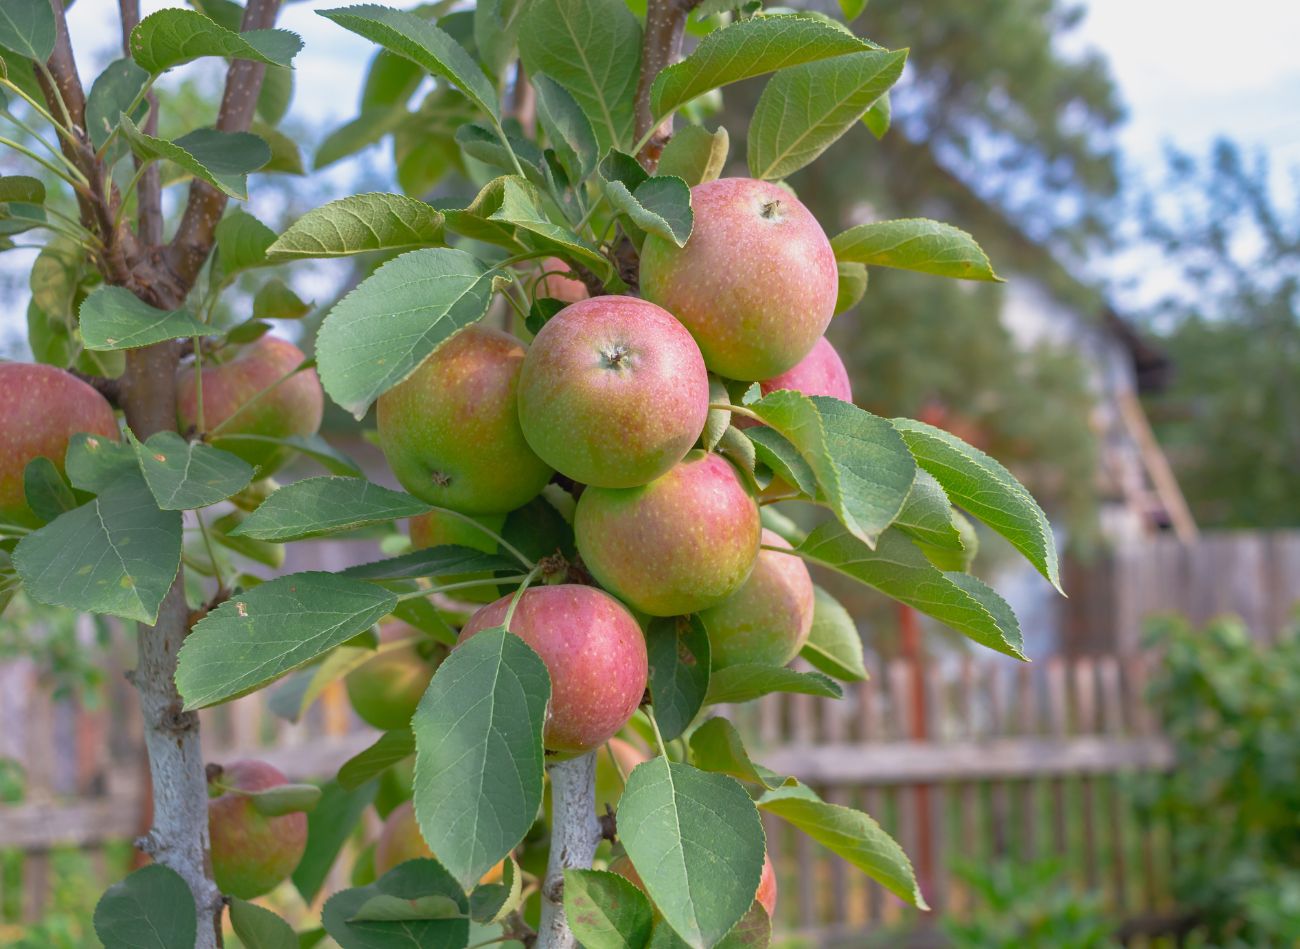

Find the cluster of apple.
[{"left": 375, "top": 177, "right": 852, "bottom": 760}]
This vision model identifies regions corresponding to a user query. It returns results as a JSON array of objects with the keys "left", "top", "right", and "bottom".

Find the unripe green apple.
[
  {"left": 176, "top": 335, "right": 323, "bottom": 475},
  {"left": 575, "top": 452, "right": 760, "bottom": 617},
  {"left": 533, "top": 257, "right": 589, "bottom": 303},
  {"left": 459, "top": 585, "right": 648, "bottom": 755},
  {"left": 377, "top": 325, "right": 553, "bottom": 515},
  {"left": 374, "top": 800, "right": 505, "bottom": 882},
  {"left": 409, "top": 510, "right": 508, "bottom": 603},
  {"left": 699, "top": 529, "right": 815, "bottom": 669},
  {"left": 640, "top": 178, "right": 837, "bottom": 381},
  {"left": 517, "top": 296, "right": 709, "bottom": 488},
  {"left": 208, "top": 760, "right": 307, "bottom": 899},
  {"left": 0, "top": 362, "right": 118, "bottom": 527},
  {"left": 345, "top": 623, "right": 442, "bottom": 730}
]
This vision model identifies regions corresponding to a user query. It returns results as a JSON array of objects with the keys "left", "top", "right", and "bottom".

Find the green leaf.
[
  {"left": 338, "top": 728, "right": 415, "bottom": 791},
  {"left": 518, "top": 0, "right": 641, "bottom": 153},
  {"left": 119, "top": 116, "right": 270, "bottom": 199},
  {"left": 78, "top": 286, "right": 207, "bottom": 351},
  {"left": 316, "top": 247, "right": 497, "bottom": 418},
  {"left": 705, "top": 663, "right": 842, "bottom": 704},
  {"left": 834, "top": 260, "right": 867, "bottom": 315},
  {"left": 469, "top": 856, "right": 521, "bottom": 924},
  {"left": 893, "top": 469, "right": 962, "bottom": 551},
  {"left": 210, "top": 432, "right": 363, "bottom": 477},
  {"left": 747, "top": 47, "right": 906, "bottom": 180},
  {"left": 0, "top": 174, "right": 43, "bottom": 203},
  {"left": 93, "top": 864, "right": 196, "bottom": 949},
  {"left": 689, "top": 717, "right": 788, "bottom": 789},
  {"left": 619, "top": 758, "right": 766, "bottom": 949},
  {"left": 759, "top": 783, "right": 926, "bottom": 909},
  {"left": 14, "top": 472, "right": 181, "bottom": 624},
  {"left": 801, "top": 585, "right": 867, "bottom": 681},
  {"left": 648, "top": 902, "right": 771, "bottom": 949},
  {"left": 22, "top": 456, "right": 76, "bottom": 523},
  {"left": 839, "top": 0, "right": 868, "bottom": 20},
  {"left": 229, "top": 898, "right": 297, "bottom": 949},
  {"left": 745, "top": 425, "right": 816, "bottom": 495},
  {"left": 893, "top": 418, "right": 1061, "bottom": 591},
  {"left": 249, "top": 782, "right": 323, "bottom": 817},
  {"left": 253, "top": 278, "right": 311, "bottom": 320},
  {"left": 604, "top": 172, "right": 694, "bottom": 247},
  {"left": 946, "top": 570, "right": 1024, "bottom": 656},
  {"left": 268, "top": 644, "right": 375, "bottom": 724},
  {"left": 488, "top": 176, "right": 611, "bottom": 274},
  {"left": 231, "top": 476, "right": 430, "bottom": 542},
  {"left": 651, "top": 13, "right": 870, "bottom": 120},
  {"left": 862, "top": 90, "right": 890, "bottom": 138},
  {"left": 656, "top": 125, "right": 728, "bottom": 187},
  {"left": 794, "top": 522, "right": 1026, "bottom": 659},
  {"left": 340, "top": 545, "right": 519, "bottom": 582},
  {"left": 129, "top": 8, "right": 302, "bottom": 74},
  {"left": 215, "top": 208, "right": 276, "bottom": 277},
  {"left": 257, "top": 63, "right": 294, "bottom": 125},
  {"left": 132, "top": 431, "right": 254, "bottom": 511},
  {"left": 564, "top": 869, "right": 655, "bottom": 949},
  {"left": 294, "top": 779, "right": 378, "bottom": 904},
  {"left": 64, "top": 432, "right": 137, "bottom": 494},
  {"left": 412, "top": 628, "right": 550, "bottom": 892},
  {"left": 83, "top": 58, "right": 148, "bottom": 149},
  {"left": 321, "top": 859, "right": 469, "bottom": 949},
  {"left": 533, "top": 73, "right": 598, "bottom": 184},
  {"left": 646, "top": 614, "right": 710, "bottom": 742},
  {"left": 319, "top": 4, "right": 499, "bottom": 121},
  {"left": 749, "top": 392, "right": 915, "bottom": 546},
  {"left": 315, "top": 106, "right": 405, "bottom": 169},
  {"left": 455, "top": 122, "right": 548, "bottom": 186},
  {"left": 0, "top": 0, "right": 55, "bottom": 63},
  {"left": 831, "top": 218, "right": 1001, "bottom": 282},
  {"left": 176, "top": 572, "right": 398, "bottom": 708}
]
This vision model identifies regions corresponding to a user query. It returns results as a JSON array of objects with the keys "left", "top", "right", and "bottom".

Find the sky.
[{"left": 3, "top": 0, "right": 1300, "bottom": 352}]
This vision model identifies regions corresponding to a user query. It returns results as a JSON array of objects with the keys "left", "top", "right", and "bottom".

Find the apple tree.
[{"left": 0, "top": 1, "right": 1063, "bottom": 947}]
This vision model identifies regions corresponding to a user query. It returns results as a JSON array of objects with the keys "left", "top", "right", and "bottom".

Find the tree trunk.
[{"left": 536, "top": 752, "right": 602, "bottom": 949}]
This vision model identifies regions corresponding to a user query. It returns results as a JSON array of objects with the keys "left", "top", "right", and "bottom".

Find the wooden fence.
[{"left": 0, "top": 647, "right": 1182, "bottom": 945}]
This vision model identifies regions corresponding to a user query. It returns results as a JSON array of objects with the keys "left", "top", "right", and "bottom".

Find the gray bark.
[{"left": 536, "top": 752, "right": 603, "bottom": 949}]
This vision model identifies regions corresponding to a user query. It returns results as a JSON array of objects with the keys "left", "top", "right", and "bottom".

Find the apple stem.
[
  {"left": 709, "top": 401, "right": 764, "bottom": 424},
  {"left": 536, "top": 752, "right": 601, "bottom": 949}
]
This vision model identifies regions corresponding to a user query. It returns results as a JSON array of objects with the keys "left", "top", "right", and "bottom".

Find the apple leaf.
[
  {"left": 863, "top": 90, "right": 891, "bottom": 138},
  {"left": 488, "top": 176, "right": 612, "bottom": 274},
  {"left": 210, "top": 432, "right": 363, "bottom": 478},
  {"left": 758, "top": 782, "right": 927, "bottom": 909},
  {"left": 748, "top": 47, "right": 907, "bottom": 180},
  {"left": 230, "top": 476, "right": 430, "bottom": 542},
  {"left": 0, "top": 174, "right": 44, "bottom": 203},
  {"left": 93, "top": 864, "right": 196, "bottom": 949},
  {"left": 646, "top": 614, "right": 710, "bottom": 742},
  {"left": 533, "top": 73, "right": 598, "bottom": 184},
  {"left": 319, "top": 4, "right": 499, "bottom": 121},
  {"left": 705, "top": 663, "right": 842, "bottom": 704},
  {"left": 600, "top": 152, "right": 693, "bottom": 246},
  {"left": 339, "top": 545, "right": 520, "bottom": 582},
  {"left": 315, "top": 247, "right": 498, "bottom": 418},
  {"left": 518, "top": 0, "right": 641, "bottom": 153},
  {"left": 320, "top": 859, "right": 469, "bottom": 949},
  {"left": 22, "top": 456, "right": 76, "bottom": 524},
  {"left": 84, "top": 58, "right": 149, "bottom": 151},
  {"left": 129, "top": 8, "right": 301, "bottom": 74},
  {"left": 455, "top": 123, "right": 550, "bottom": 187},
  {"left": 412, "top": 628, "right": 550, "bottom": 892},
  {"left": 651, "top": 13, "right": 871, "bottom": 120},
  {"left": 293, "top": 779, "right": 378, "bottom": 904},
  {"left": 832, "top": 218, "right": 1001, "bottom": 282},
  {"left": 835, "top": 260, "right": 868, "bottom": 315},
  {"left": 801, "top": 585, "right": 868, "bottom": 681},
  {"left": 892, "top": 418, "right": 1061, "bottom": 591},
  {"left": 563, "top": 869, "right": 655, "bottom": 949},
  {"left": 119, "top": 116, "right": 270, "bottom": 199},
  {"left": 619, "top": 759, "right": 766, "bottom": 949},
  {"left": 176, "top": 572, "right": 398, "bottom": 709},
  {"left": 338, "top": 728, "right": 415, "bottom": 791},
  {"left": 267, "top": 192, "right": 444, "bottom": 260},
  {"left": 0, "top": 0, "right": 55, "bottom": 62},
  {"left": 63, "top": 432, "right": 137, "bottom": 494},
  {"left": 132, "top": 432, "right": 253, "bottom": 511},
  {"left": 744, "top": 425, "right": 816, "bottom": 496},
  {"left": 648, "top": 903, "right": 771, "bottom": 949},
  {"left": 892, "top": 469, "right": 963, "bottom": 551},
  {"left": 214, "top": 208, "right": 276, "bottom": 277},
  {"left": 228, "top": 899, "right": 296, "bottom": 949},
  {"left": 14, "top": 472, "right": 181, "bottom": 625},
  {"left": 795, "top": 522, "right": 1027, "bottom": 659},
  {"left": 689, "top": 717, "right": 789, "bottom": 789},
  {"left": 657, "top": 125, "right": 729, "bottom": 187},
  {"left": 78, "top": 286, "right": 207, "bottom": 351}
]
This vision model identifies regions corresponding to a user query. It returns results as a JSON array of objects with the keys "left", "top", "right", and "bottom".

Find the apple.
[
  {"left": 699, "top": 529, "right": 814, "bottom": 669},
  {"left": 574, "top": 452, "right": 760, "bottom": 617},
  {"left": 207, "top": 760, "right": 307, "bottom": 899},
  {"left": 345, "top": 623, "right": 443, "bottom": 730},
  {"left": 760, "top": 336, "right": 852, "bottom": 403},
  {"left": 377, "top": 325, "right": 553, "bottom": 515},
  {"left": 612, "top": 850, "right": 777, "bottom": 918},
  {"left": 374, "top": 800, "right": 505, "bottom": 882},
  {"left": 409, "top": 510, "right": 508, "bottom": 603},
  {"left": 0, "top": 362, "right": 118, "bottom": 527},
  {"left": 517, "top": 296, "right": 709, "bottom": 488},
  {"left": 176, "top": 335, "right": 323, "bottom": 475},
  {"left": 640, "top": 178, "right": 838, "bottom": 381},
  {"left": 459, "top": 585, "right": 648, "bottom": 755},
  {"left": 532, "top": 257, "right": 589, "bottom": 303}
]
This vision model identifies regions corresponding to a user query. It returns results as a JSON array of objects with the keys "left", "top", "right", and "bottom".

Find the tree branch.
[
  {"left": 536, "top": 753, "right": 602, "bottom": 949},
  {"left": 634, "top": 0, "right": 701, "bottom": 169},
  {"left": 119, "top": 0, "right": 163, "bottom": 246},
  {"left": 166, "top": 0, "right": 281, "bottom": 286}
]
